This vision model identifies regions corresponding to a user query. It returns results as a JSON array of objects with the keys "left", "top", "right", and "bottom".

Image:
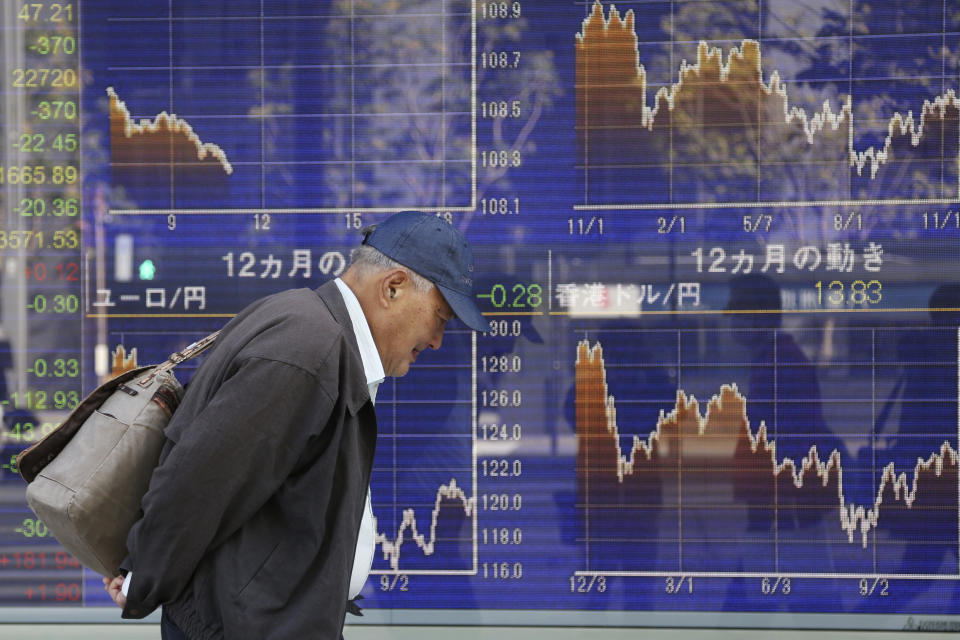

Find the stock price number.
[
  {"left": 12, "top": 132, "right": 78, "bottom": 153},
  {"left": 6, "top": 420, "right": 57, "bottom": 443},
  {"left": 480, "top": 196, "right": 520, "bottom": 215},
  {"left": 31, "top": 99, "right": 76, "bottom": 121},
  {"left": 11, "top": 68, "right": 77, "bottom": 89},
  {"left": 25, "top": 583, "right": 81, "bottom": 602},
  {"left": 480, "top": 458, "right": 522, "bottom": 478},
  {"left": 482, "top": 527, "right": 522, "bottom": 545},
  {"left": 0, "top": 164, "right": 77, "bottom": 185},
  {"left": 480, "top": 149, "right": 522, "bottom": 168},
  {"left": 480, "top": 493, "right": 521, "bottom": 512},
  {"left": 29, "top": 35, "right": 76, "bottom": 56},
  {"left": 481, "top": 561, "right": 523, "bottom": 580},
  {"left": 0, "top": 549, "right": 79, "bottom": 570},
  {"left": 4, "top": 389, "right": 79, "bottom": 410},
  {"left": 0, "top": 229, "right": 79, "bottom": 249},
  {"left": 479, "top": 51, "right": 521, "bottom": 70},
  {"left": 18, "top": 3, "right": 74, "bottom": 23},
  {"left": 480, "top": 389, "right": 521, "bottom": 408},
  {"left": 15, "top": 197, "right": 78, "bottom": 217},
  {"left": 480, "top": 102, "right": 522, "bottom": 120},
  {"left": 481, "top": 355, "right": 522, "bottom": 374},
  {"left": 477, "top": 283, "right": 542, "bottom": 310},
  {"left": 25, "top": 260, "right": 80, "bottom": 282},
  {"left": 814, "top": 280, "right": 882, "bottom": 306},
  {"left": 487, "top": 319, "right": 521, "bottom": 337},
  {"left": 28, "top": 356, "right": 79, "bottom": 378},
  {"left": 15, "top": 518, "right": 50, "bottom": 539},
  {"left": 480, "top": 1, "right": 521, "bottom": 19},
  {"left": 480, "top": 423, "right": 522, "bottom": 441},
  {"left": 28, "top": 293, "right": 79, "bottom": 314},
  {"left": 1, "top": 454, "right": 19, "bottom": 476}
]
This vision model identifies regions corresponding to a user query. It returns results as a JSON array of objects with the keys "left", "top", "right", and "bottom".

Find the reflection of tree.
[
  {"left": 660, "top": 0, "right": 823, "bottom": 244},
  {"left": 248, "top": 66, "right": 295, "bottom": 190},
  {"left": 658, "top": 0, "right": 959, "bottom": 245},
  {"left": 324, "top": 0, "right": 560, "bottom": 225}
]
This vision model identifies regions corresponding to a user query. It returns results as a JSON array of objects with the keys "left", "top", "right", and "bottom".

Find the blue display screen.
[{"left": 1, "top": 0, "right": 958, "bottom": 630}]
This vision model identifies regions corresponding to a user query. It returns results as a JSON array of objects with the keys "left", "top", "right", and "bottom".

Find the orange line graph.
[
  {"left": 108, "top": 86, "right": 233, "bottom": 175},
  {"left": 575, "top": 339, "right": 959, "bottom": 550},
  {"left": 576, "top": 1, "right": 960, "bottom": 203}
]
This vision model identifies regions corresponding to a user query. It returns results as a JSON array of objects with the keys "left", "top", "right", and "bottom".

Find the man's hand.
[{"left": 102, "top": 575, "right": 126, "bottom": 608}]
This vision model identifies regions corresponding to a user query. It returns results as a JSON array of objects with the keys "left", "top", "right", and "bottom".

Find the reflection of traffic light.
[
  {"left": 138, "top": 259, "right": 156, "bottom": 281},
  {"left": 115, "top": 234, "right": 158, "bottom": 281},
  {"left": 0, "top": 338, "right": 38, "bottom": 433}
]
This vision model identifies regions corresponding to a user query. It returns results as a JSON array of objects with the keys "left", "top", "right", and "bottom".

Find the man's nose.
[{"left": 427, "top": 326, "right": 444, "bottom": 350}]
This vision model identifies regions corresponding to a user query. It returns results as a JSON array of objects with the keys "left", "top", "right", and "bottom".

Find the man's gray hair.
[{"left": 349, "top": 245, "right": 434, "bottom": 293}]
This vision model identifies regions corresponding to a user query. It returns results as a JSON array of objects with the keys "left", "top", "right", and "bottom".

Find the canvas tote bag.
[{"left": 17, "top": 332, "right": 218, "bottom": 577}]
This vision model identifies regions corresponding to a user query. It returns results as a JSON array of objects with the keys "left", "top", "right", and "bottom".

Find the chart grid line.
[{"left": 574, "top": 571, "right": 960, "bottom": 580}]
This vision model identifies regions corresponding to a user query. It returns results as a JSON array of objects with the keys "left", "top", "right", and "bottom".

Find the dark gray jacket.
[{"left": 121, "top": 281, "right": 377, "bottom": 639}]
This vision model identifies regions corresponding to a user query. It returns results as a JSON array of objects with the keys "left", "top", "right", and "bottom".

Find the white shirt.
[
  {"left": 334, "top": 278, "right": 384, "bottom": 599},
  {"left": 124, "top": 279, "right": 384, "bottom": 601}
]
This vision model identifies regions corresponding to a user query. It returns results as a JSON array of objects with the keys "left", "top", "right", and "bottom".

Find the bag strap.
[{"left": 135, "top": 330, "right": 221, "bottom": 388}]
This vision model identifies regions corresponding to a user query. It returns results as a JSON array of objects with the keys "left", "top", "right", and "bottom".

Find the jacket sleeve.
[{"left": 121, "top": 356, "right": 336, "bottom": 618}]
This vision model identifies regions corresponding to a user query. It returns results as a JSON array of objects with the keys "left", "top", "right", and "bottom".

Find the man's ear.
[{"left": 378, "top": 269, "right": 409, "bottom": 307}]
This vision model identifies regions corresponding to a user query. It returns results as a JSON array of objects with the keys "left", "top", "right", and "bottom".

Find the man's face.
[{"left": 381, "top": 284, "right": 453, "bottom": 377}]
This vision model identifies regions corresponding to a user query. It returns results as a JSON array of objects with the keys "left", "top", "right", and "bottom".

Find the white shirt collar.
[
  {"left": 335, "top": 278, "right": 380, "bottom": 599},
  {"left": 334, "top": 278, "right": 386, "bottom": 392}
]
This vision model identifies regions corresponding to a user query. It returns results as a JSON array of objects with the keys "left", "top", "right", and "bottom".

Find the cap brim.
[{"left": 437, "top": 283, "right": 489, "bottom": 333}]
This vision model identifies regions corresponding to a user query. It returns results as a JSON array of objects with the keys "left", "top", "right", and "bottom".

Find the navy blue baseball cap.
[{"left": 361, "top": 211, "right": 489, "bottom": 333}]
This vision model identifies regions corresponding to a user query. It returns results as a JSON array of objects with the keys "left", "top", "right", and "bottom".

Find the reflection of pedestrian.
[
  {"left": 880, "top": 284, "right": 960, "bottom": 577},
  {"left": 103, "top": 212, "right": 489, "bottom": 638},
  {"left": 0, "top": 337, "right": 40, "bottom": 467},
  {"left": 726, "top": 274, "right": 846, "bottom": 532},
  {"left": 893, "top": 284, "right": 960, "bottom": 454}
]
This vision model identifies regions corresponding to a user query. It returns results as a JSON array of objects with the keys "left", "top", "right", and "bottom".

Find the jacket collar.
[{"left": 314, "top": 280, "right": 373, "bottom": 415}]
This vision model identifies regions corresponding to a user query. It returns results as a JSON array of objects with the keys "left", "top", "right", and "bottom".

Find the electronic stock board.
[{"left": 0, "top": 0, "right": 959, "bottom": 631}]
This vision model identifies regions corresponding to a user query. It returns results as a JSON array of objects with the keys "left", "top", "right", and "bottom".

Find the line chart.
[
  {"left": 374, "top": 478, "right": 476, "bottom": 573},
  {"left": 576, "top": 0, "right": 960, "bottom": 210},
  {"left": 370, "top": 330, "right": 478, "bottom": 576},
  {"left": 574, "top": 328, "right": 960, "bottom": 579},
  {"left": 94, "top": 0, "right": 477, "bottom": 214}
]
